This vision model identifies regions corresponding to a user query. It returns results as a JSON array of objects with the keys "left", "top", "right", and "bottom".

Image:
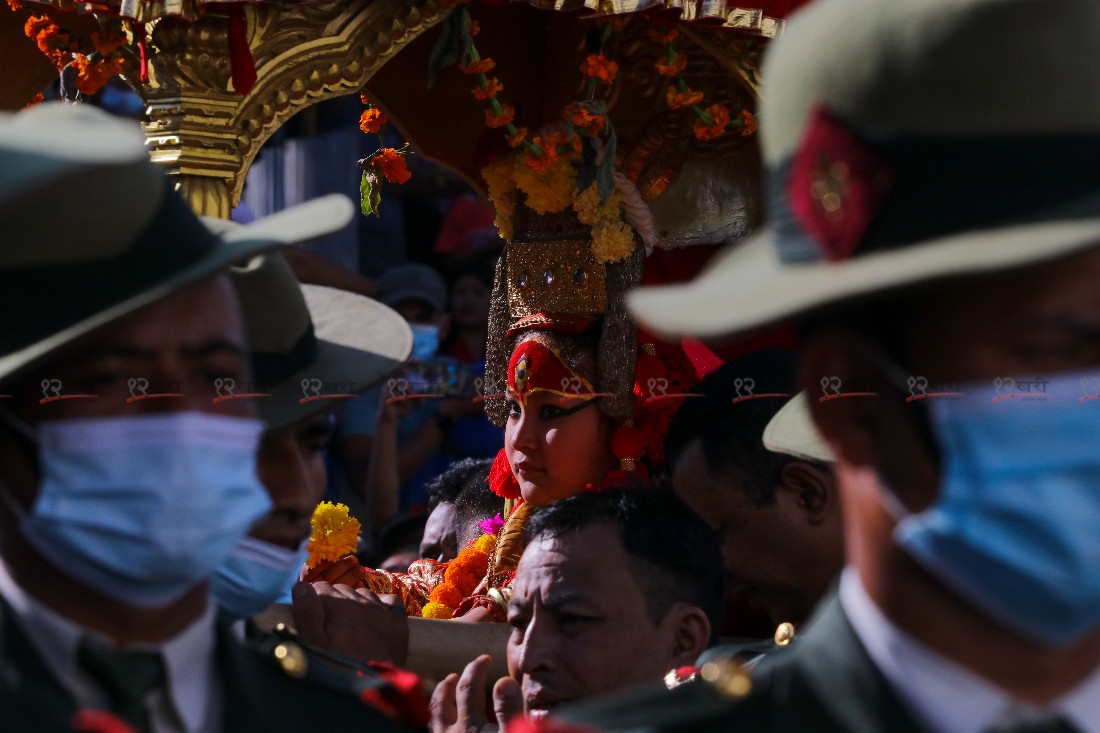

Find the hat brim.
[
  {"left": 257, "top": 284, "right": 413, "bottom": 429},
  {"left": 628, "top": 199, "right": 1100, "bottom": 339},
  {"left": 0, "top": 194, "right": 355, "bottom": 386},
  {"left": 762, "top": 392, "right": 834, "bottom": 463}
]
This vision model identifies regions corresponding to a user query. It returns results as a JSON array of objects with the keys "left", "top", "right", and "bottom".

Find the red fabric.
[
  {"left": 434, "top": 194, "right": 497, "bottom": 255},
  {"left": 788, "top": 105, "right": 894, "bottom": 263},
  {"left": 488, "top": 448, "right": 521, "bottom": 499},
  {"left": 681, "top": 337, "right": 723, "bottom": 378},
  {"left": 71, "top": 711, "right": 135, "bottom": 733},
  {"left": 227, "top": 6, "right": 256, "bottom": 95},
  {"left": 134, "top": 23, "right": 149, "bottom": 83},
  {"left": 508, "top": 337, "right": 595, "bottom": 405},
  {"left": 360, "top": 663, "right": 431, "bottom": 728}
]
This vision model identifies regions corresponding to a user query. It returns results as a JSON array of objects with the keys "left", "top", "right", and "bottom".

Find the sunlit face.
[
  {"left": 504, "top": 391, "right": 616, "bottom": 506},
  {"left": 506, "top": 526, "right": 679, "bottom": 717},
  {"left": 252, "top": 411, "right": 334, "bottom": 550}
]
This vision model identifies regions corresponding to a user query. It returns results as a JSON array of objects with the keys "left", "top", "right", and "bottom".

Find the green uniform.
[
  {"left": 0, "top": 598, "right": 424, "bottom": 733},
  {"left": 557, "top": 596, "right": 924, "bottom": 733}
]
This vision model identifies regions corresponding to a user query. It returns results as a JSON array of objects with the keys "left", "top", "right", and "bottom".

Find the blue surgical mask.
[
  {"left": 5, "top": 412, "right": 272, "bottom": 609},
  {"left": 409, "top": 323, "right": 440, "bottom": 362},
  {"left": 212, "top": 535, "right": 307, "bottom": 619},
  {"left": 889, "top": 370, "right": 1100, "bottom": 647}
]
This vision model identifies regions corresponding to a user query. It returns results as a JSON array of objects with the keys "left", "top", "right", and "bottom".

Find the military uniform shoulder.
[
  {"left": 220, "top": 618, "right": 427, "bottom": 732},
  {"left": 555, "top": 657, "right": 773, "bottom": 733}
]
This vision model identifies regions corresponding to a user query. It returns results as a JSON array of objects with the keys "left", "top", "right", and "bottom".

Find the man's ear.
[
  {"left": 778, "top": 461, "right": 836, "bottom": 526},
  {"left": 664, "top": 604, "right": 711, "bottom": 667}
]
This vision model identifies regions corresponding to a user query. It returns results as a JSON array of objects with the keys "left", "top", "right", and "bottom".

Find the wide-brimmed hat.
[
  {"left": 763, "top": 392, "right": 834, "bottom": 463},
  {"left": 628, "top": 0, "right": 1100, "bottom": 339},
  {"left": 0, "top": 102, "right": 355, "bottom": 386},
  {"left": 226, "top": 251, "right": 412, "bottom": 429}
]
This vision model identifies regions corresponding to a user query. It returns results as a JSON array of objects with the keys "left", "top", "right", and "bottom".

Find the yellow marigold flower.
[
  {"left": 421, "top": 602, "right": 455, "bottom": 619},
  {"left": 592, "top": 219, "right": 637, "bottom": 264},
  {"left": 495, "top": 212, "right": 514, "bottom": 241},
  {"left": 474, "top": 534, "right": 497, "bottom": 554},
  {"left": 573, "top": 183, "right": 602, "bottom": 226},
  {"left": 306, "top": 501, "right": 362, "bottom": 569},
  {"left": 473, "top": 77, "right": 503, "bottom": 100},
  {"left": 514, "top": 156, "right": 576, "bottom": 215},
  {"left": 666, "top": 87, "right": 704, "bottom": 110},
  {"left": 655, "top": 52, "right": 687, "bottom": 77}
]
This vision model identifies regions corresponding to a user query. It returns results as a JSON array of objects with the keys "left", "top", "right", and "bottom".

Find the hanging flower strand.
[
  {"left": 21, "top": 13, "right": 131, "bottom": 98},
  {"left": 357, "top": 92, "right": 412, "bottom": 216},
  {"left": 649, "top": 24, "right": 756, "bottom": 142}
]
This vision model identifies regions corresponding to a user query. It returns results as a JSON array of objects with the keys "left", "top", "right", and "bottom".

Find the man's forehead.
[{"left": 513, "top": 528, "right": 620, "bottom": 598}]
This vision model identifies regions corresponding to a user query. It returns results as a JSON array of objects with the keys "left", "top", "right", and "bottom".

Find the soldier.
[
  {"left": 552, "top": 0, "right": 1100, "bottom": 730},
  {"left": 0, "top": 104, "right": 420, "bottom": 732}
]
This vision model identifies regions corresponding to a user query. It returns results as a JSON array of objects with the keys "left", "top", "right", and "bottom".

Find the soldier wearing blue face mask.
[
  {"left": 543, "top": 1, "right": 1100, "bottom": 732},
  {"left": 0, "top": 104, "right": 422, "bottom": 733}
]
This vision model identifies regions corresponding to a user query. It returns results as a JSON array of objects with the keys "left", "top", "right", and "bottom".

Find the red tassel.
[
  {"left": 134, "top": 24, "right": 149, "bottom": 84},
  {"left": 227, "top": 7, "right": 256, "bottom": 96},
  {"left": 487, "top": 448, "right": 521, "bottom": 499}
]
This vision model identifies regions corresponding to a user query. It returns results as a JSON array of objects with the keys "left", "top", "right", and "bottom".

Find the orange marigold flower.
[
  {"left": 8, "top": 1, "right": 23, "bottom": 10},
  {"left": 472, "top": 77, "right": 503, "bottom": 100},
  {"left": 654, "top": 52, "right": 687, "bottom": 77},
  {"left": 24, "top": 15, "right": 53, "bottom": 39},
  {"left": 359, "top": 91, "right": 371, "bottom": 105},
  {"left": 739, "top": 109, "right": 758, "bottom": 136},
  {"left": 91, "top": 28, "right": 126, "bottom": 57},
  {"left": 73, "top": 53, "right": 124, "bottom": 96},
  {"left": 373, "top": 148, "right": 412, "bottom": 185},
  {"left": 429, "top": 582, "right": 464, "bottom": 608},
  {"left": 647, "top": 26, "right": 679, "bottom": 44},
  {"left": 359, "top": 107, "right": 387, "bottom": 134},
  {"left": 460, "top": 58, "right": 496, "bottom": 75},
  {"left": 24, "top": 92, "right": 44, "bottom": 108},
  {"left": 580, "top": 54, "right": 619, "bottom": 84},
  {"left": 486, "top": 103, "right": 515, "bottom": 129},
  {"left": 507, "top": 126, "right": 528, "bottom": 148},
  {"left": 524, "top": 141, "right": 558, "bottom": 172},
  {"left": 666, "top": 86, "right": 703, "bottom": 110},
  {"left": 693, "top": 103, "right": 731, "bottom": 141},
  {"left": 572, "top": 107, "right": 606, "bottom": 137}
]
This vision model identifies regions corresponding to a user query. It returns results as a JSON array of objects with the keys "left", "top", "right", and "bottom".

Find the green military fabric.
[
  {"left": 0, "top": 597, "right": 425, "bottom": 733},
  {"left": 76, "top": 642, "right": 165, "bottom": 733},
  {"left": 557, "top": 595, "right": 926, "bottom": 733}
]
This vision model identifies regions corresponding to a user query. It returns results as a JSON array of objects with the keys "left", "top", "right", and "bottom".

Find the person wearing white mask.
[{"left": 0, "top": 104, "right": 417, "bottom": 733}]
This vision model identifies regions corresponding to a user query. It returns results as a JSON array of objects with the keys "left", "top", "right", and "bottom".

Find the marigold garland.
[
  {"left": 580, "top": 54, "right": 618, "bottom": 84},
  {"left": 306, "top": 501, "right": 362, "bottom": 569},
  {"left": 653, "top": 29, "right": 757, "bottom": 142},
  {"left": 20, "top": 13, "right": 129, "bottom": 97},
  {"left": 420, "top": 533, "right": 498, "bottom": 619},
  {"left": 357, "top": 93, "right": 412, "bottom": 215}
]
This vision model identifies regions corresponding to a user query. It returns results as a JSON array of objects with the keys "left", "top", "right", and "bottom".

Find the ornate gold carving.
[{"left": 141, "top": 0, "right": 446, "bottom": 216}]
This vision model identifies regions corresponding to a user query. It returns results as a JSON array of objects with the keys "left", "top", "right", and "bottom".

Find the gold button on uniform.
[
  {"left": 774, "top": 621, "right": 796, "bottom": 647},
  {"left": 273, "top": 642, "right": 308, "bottom": 678}
]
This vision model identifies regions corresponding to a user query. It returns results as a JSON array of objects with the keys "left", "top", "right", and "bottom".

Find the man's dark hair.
[
  {"left": 664, "top": 349, "right": 803, "bottom": 506},
  {"left": 425, "top": 457, "right": 493, "bottom": 511},
  {"left": 525, "top": 487, "right": 725, "bottom": 640},
  {"left": 453, "top": 458, "right": 501, "bottom": 537}
]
